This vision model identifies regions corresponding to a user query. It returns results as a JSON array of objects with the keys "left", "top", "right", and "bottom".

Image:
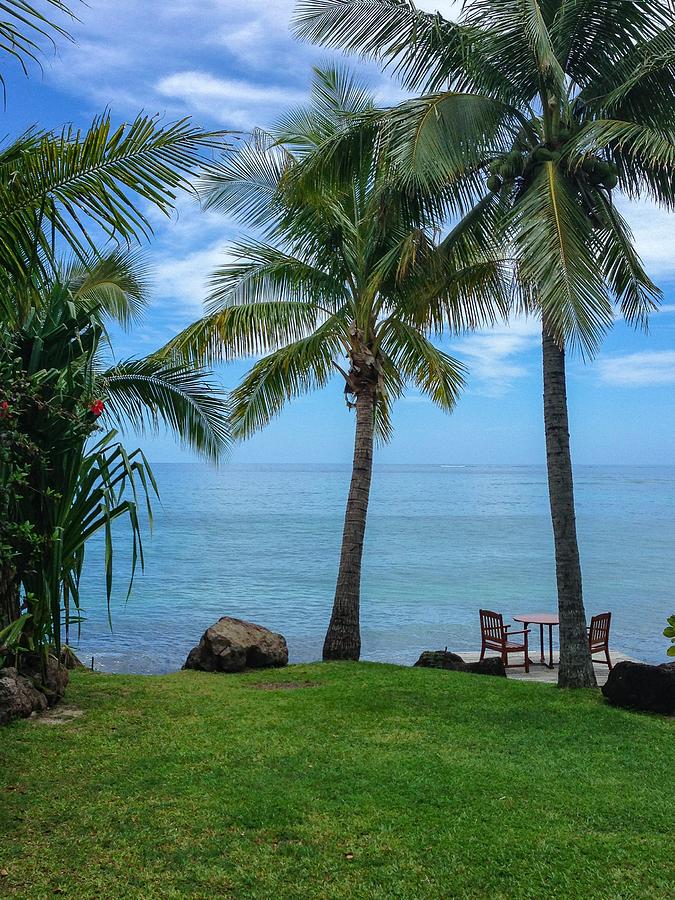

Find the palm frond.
[
  {"left": 462, "top": 0, "right": 565, "bottom": 102},
  {"left": 569, "top": 118, "right": 675, "bottom": 208},
  {"left": 513, "top": 161, "right": 614, "bottom": 352},
  {"left": 380, "top": 91, "right": 528, "bottom": 203},
  {"left": 293, "top": 0, "right": 479, "bottom": 94},
  {"left": 415, "top": 193, "right": 514, "bottom": 333},
  {"left": 61, "top": 249, "right": 151, "bottom": 327},
  {"left": 593, "top": 194, "right": 661, "bottom": 329},
  {"left": 276, "top": 64, "right": 376, "bottom": 151},
  {"left": 102, "top": 358, "right": 231, "bottom": 461},
  {"left": 206, "top": 242, "right": 349, "bottom": 314},
  {"left": 161, "top": 300, "right": 346, "bottom": 368},
  {"left": 0, "top": 1, "right": 75, "bottom": 84},
  {"left": 0, "top": 114, "right": 226, "bottom": 280},
  {"left": 378, "top": 316, "right": 466, "bottom": 410},
  {"left": 229, "top": 319, "right": 346, "bottom": 439},
  {"left": 560, "top": 2, "right": 674, "bottom": 101},
  {"left": 199, "top": 130, "right": 290, "bottom": 229}
]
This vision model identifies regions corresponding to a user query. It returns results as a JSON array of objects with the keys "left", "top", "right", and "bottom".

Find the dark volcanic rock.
[
  {"left": 0, "top": 652, "right": 70, "bottom": 725},
  {"left": 602, "top": 660, "right": 675, "bottom": 716},
  {"left": 414, "top": 650, "right": 468, "bottom": 671},
  {"left": 17, "top": 652, "right": 69, "bottom": 703},
  {"left": 184, "top": 617, "right": 288, "bottom": 673},
  {"left": 414, "top": 650, "right": 506, "bottom": 677},
  {"left": 465, "top": 657, "right": 507, "bottom": 677},
  {"left": 0, "top": 667, "right": 48, "bottom": 725}
]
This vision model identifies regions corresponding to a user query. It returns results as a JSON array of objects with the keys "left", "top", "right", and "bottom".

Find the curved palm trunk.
[
  {"left": 323, "top": 385, "right": 375, "bottom": 661},
  {"left": 542, "top": 324, "right": 596, "bottom": 689}
]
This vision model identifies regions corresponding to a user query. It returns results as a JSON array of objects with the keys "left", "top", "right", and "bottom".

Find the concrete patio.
[{"left": 462, "top": 651, "right": 638, "bottom": 686}]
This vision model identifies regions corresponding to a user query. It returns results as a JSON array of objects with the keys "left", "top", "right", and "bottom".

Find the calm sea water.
[{"left": 73, "top": 464, "right": 675, "bottom": 672}]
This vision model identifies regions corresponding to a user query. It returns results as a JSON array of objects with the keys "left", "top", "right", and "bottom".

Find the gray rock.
[
  {"left": 0, "top": 667, "right": 48, "bottom": 726},
  {"left": 602, "top": 660, "right": 675, "bottom": 716},
  {"left": 183, "top": 616, "right": 288, "bottom": 673},
  {"left": 413, "top": 650, "right": 506, "bottom": 677}
]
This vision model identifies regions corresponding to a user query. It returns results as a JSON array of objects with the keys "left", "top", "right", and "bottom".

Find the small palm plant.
[
  {"left": 165, "top": 67, "right": 507, "bottom": 660},
  {"left": 295, "top": 0, "right": 673, "bottom": 686},
  {"left": 0, "top": 252, "right": 229, "bottom": 656}
]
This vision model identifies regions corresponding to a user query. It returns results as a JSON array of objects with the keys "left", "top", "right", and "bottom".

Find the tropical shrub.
[{"left": 0, "top": 260, "right": 229, "bottom": 664}]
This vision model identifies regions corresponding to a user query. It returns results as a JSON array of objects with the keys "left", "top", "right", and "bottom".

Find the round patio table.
[{"left": 513, "top": 613, "right": 559, "bottom": 670}]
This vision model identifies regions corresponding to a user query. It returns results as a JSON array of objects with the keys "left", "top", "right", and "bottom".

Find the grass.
[{"left": 1, "top": 663, "right": 673, "bottom": 899}]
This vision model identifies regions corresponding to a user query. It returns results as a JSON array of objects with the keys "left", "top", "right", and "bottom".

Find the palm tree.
[
  {"left": 294, "top": 0, "right": 672, "bottom": 687},
  {"left": 164, "top": 67, "right": 508, "bottom": 660}
]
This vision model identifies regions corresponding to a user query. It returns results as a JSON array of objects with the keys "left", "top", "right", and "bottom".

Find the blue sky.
[{"left": 6, "top": 0, "right": 675, "bottom": 465}]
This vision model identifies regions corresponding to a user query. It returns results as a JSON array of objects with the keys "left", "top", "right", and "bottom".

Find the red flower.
[
  {"left": 89, "top": 399, "right": 104, "bottom": 417},
  {"left": 0, "top": 400, "right": 9, "bottom": 418}
]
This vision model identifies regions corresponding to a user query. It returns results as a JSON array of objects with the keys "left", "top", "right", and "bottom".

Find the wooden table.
[{"left": 513, "top": 613, "right": 559, "bottom": 669}]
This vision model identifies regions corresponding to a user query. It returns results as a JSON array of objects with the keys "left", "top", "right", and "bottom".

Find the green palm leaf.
[
  {"left": 378, "top": 316, "right": 466, "bottom": 410},
  {"left": 0, "top": 114, "right": 226, "bottom": 280},
  {"left": 293, "top": 0, "right": 477, "bottom": 93},
  {"left": 514, "top": 161, "right": 614, "bottom": 352},
  {"left": 0, "top": 1, "right": 75, "bottom": 83},
  {"left": 102, "top": 358, "right": 231, "bottom": 462},
  {"left": 229, "top": 319, "right": 347, "bottom": 439}
]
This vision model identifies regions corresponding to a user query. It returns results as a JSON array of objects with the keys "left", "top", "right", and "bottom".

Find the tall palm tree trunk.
[
  {"left": 323, "top": 384, "right": 375, "bottom": 661},
  {"left": 542, "top": 324, "right": 596, "bottom": 688}
]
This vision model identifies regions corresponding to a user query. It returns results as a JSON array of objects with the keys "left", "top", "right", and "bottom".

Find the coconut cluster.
[{"left": 487, "top": 144, "right": 619, "bottom": 194}]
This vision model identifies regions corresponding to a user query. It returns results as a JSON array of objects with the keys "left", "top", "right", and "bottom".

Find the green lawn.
[{"left": 1, "top": 663, "right": 673, "bottom": 899}]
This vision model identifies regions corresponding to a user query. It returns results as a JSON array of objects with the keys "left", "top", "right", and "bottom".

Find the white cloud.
[
  {"left": 152, "top": 241, "right": 229, "bottom": 317},
  {"left": 618, "top": 199, "right": 675, "bottom": 283},
  {"left": 597, "top": 351, "right": 675, "bottom": 387},
  {"left": 452, "top": 316, "right": 541, "bottom": 396},
  {"left": 155, "top": 71, "right": 307, "bottom": 129}
]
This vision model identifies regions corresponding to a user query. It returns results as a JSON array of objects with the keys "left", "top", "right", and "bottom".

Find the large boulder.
[
  {"left": 602, "top": 661, "right": 675, "bottom": 716},
  {"left": 7, "top": 652, "right": 69, "bottom": 704},
  {"left": 0, "top": 650, "right": 69, "bottom": 726},
  {"left": 414, "top": 650, "right": 506, "bottom": 677},
  {"left": 0, "top": 667, "right": 48, "bottom": 726},
  {"left": 183, "top": 617, "right": 288, "bottom": 673}
]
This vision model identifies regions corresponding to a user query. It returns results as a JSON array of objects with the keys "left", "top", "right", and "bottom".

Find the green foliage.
[
  {"left": 0, "top": 292, "right": 155, "bottom": 656},
  {"left": 293, "top": 0, "right": 672, "bottom": 352},
  {"left": 0, "top": 7, "right": 231, "bottom": 663},
  {"left": 664, "top": 615, "right": 675, "bottom": 657},
  {"left": 0, "top": 357, "right": 46, "bottom": 639},
  {"left": 165, "top": 66, "right": 508, "bottom": 444},
  {"left": 0, "top": 115, "right": 225, "bottom": 283},
  {"left": 0, "top": 1, "right": 75, "bottom": 88},
  {"left": 0, "top": 258, "right": 230, "bottom": 657}
]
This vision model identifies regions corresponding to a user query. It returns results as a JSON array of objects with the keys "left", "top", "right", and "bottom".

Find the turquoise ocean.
[{"left": 74, "top": 464, "right": 675, "bottom": 672}]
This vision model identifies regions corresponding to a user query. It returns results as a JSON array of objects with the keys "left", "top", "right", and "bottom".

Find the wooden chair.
[
  {"left": 479, "top": 609, "right": 530, "bottom": 673},
  {"left": 588, "top": 612, "right": 612, "bottom": 669}
]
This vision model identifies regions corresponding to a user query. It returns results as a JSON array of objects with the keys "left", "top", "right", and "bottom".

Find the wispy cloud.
[
  {"left": 155, "top": 71, "right": 307, "bottom": 129},
  {"left": 452, "top": 317, "right": 541, "bottom": 396},
  {"left": 597, "top": 351, "right": 675, "bottom": 387},
  {"left": 618, "top": 199, "right": 675, "bottom": 283}
]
